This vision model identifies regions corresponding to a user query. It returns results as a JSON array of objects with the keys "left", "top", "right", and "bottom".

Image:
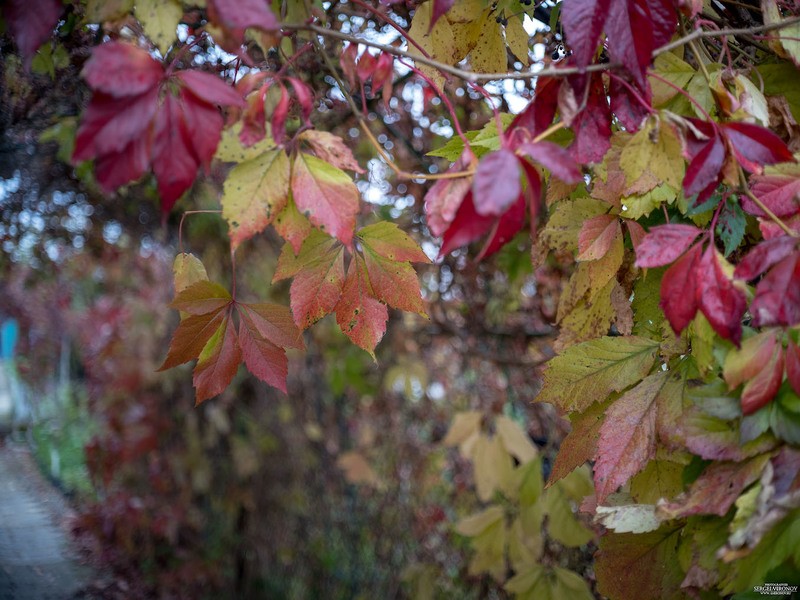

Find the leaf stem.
[
  {"left": 178, "top": 210, "right": 223, "bottom": 255},
  {"left": 647, "top": 70, "right": 714, "bottom": 123}
]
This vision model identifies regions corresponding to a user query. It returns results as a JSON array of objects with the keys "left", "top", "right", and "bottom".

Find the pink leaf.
[
  {"left": 516, "top": 142, "right": 582, "bottom": 183},
  {"left": 430, "top": 0, "right": 455, "bottom": 30},
  {"left": 82, "top": 42, "right": 164, "bottom": 97},
  {"left": 734, "top": 236, "right": 797, "bottom": 280},
  {"left": 683, "top": 131, "right": 725, "bottom": 197},
  {"left": 176, "top": 69, "right": 245, "bottom": 107},
  {"left": 561, "top": 0, "right": 611, "bottom": 70},
  {"left": 634, "top": 224, "right": 703, "bottom": 268},
  {"left": 209, "top": 0, "right": 279, "bottom": 31},
  {"left": 750, "top": 253, "right": 800, "bottom": 328},
  {"left": 473, "top": 149, "right": 522, "bottom": 216},
  {"left": 4, "top": 0, "right": 62, "bottom": 67},
  {"left": 724, "top": 122, "right": 794, "bottom": 174}
]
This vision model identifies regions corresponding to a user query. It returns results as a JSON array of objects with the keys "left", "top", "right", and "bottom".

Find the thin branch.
[{"left": 283, "top": 16, "right": 800, "bottom": 83}]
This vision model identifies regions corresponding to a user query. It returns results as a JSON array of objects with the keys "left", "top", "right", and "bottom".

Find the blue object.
[{"left": 1, "top": 319, "right": 19, "bottom": 360}]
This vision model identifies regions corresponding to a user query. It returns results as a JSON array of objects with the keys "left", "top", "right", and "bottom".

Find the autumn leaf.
[
  {"left": 593, "top": 372, "right": 669, "bottom": 503},
  {"left": 748, "top": 251, "right": 800, "bottom": 328},
  {"left": 658, "top": 243, "right": 702, "bottom": 336},
  {"left": 695, "top": 247, "right": 747, "bottom": 344},
  {"left": 334, "top": 254, "right": 388, "bottom": 357},
  {"left": 570, "top": 73, "right": 612, "bottom": 164},
  {"left": 357, "top": 222, "right": 430, "bottom": 264},
  {"left": 548, "top": 397, "right": 612, "bottom": 486},
  {"left": 3, "top": 0, "right": 62, "bottom": 66},
  {"left": 424, "top": 170, "right": 472, "bottom": 236},
  {"left": 473, "top": 149, "right": 522, "bottom": 216},
  {"left": 656, "top": 455, "right": 769, "bottom": 518},
  {"left": 516, "top": 141, "right": 583, "bottom": 184},
  {"left": 577, "top": 214, "right": 621, "bottom": 261},
  {"left": 273, "top": 231, "right": 346, "bottom": 329},
  {"left": 561, "top": 0, "right": 610, "bottom": 71},
  {"left": 360, "top": 240, "right": 428, "bottom": 317},
  {"left": 135, "top": 0, "right": 182, "bottom": 54},
  {"left": 743, "top": 161, "right": 800, "bottom": 217},
  {"left": 535, "top": 336, "right": 659, "bottom": 412},
  {"left": 222, "top": 148, "right": 290, "bottom": 250},
  {"left": 273, "top": 194, "right": 312, "bottom": 255},
  {"left": 722, "top": 122, "right": 794, "bottom": 174},
  {"left": 208, "top": 0, "right": 278, "bottom": 32},
  {"left": 634, "top": 224, "right": 703, "bottom": 268},
  {"left": 298, "top": 130, "right": 364, "bottom": 173},
  {"left": 237, "top": 304, "right": 294, "bottom": 393},
  {"left": 724, "top": 330, "right": 785, "bottom": 415},
  {"left": 682, "top": 119, "right": 725, "bottom": 198},
  {"left": 291, "top": 152, "right": 359, "bottom": 247}
]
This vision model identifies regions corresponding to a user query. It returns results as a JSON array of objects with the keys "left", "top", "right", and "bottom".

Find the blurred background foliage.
[{"left": 0, "top": 4, "right": 594, "bottom": 597}]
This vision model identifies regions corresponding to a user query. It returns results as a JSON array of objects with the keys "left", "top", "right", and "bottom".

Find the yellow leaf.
[
  {"left": 495, "top": 415, "right": 538, "bottom": 463},
  {"left": 443, "top": 410, "right": 483, "bottom": 446},
  {"left": 135, "top": 0, "right": 182, "bottom": 54},
  {"left": 337, "top": 451, "right": 380, "bottom": 487},
  {"left": 504, "top": 18, "right": 529, "bottom": 65},
  {"left": 455, "top": 505, "right": 504, "bottom": 536},
  {"left": 473, "top": 434, "right": 514, "bottom": 502},
  {"left": 173, "top": 253, "right": 208, "bottom": 294},
  {"left": 470, "top": 12, "right": 507, "bottom": 75},
  {"left": 215, "top": 125, "right": 276, "bottom": 163},
  {"left": 620, "top": 116, "right": 684, "bottom": 190},
  {"left": 407, "top": 2, "right": 457, "bottom": 89},
  {"left": 85, "top": 0, "right": 134, "bottom": 22}
]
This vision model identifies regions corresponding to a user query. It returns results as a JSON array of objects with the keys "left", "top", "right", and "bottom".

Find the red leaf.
[
  {"left": 634, "top": 224, "right": 703, "bottom": 268},
  {"left": 750, "top": 253, "right": 800, "bottom": 328},
  {"left": 593, "top": 372, "right": 667, "bottom": 503},
  {"left": 94, "top": 135, "right": 151, "bottom": 193},
  {"left": 723, "top": 330, "right": 784, "bottom": 415},
  {"left": 4, "top": 0, "right": 62, "bottom": 66},
  {"left": 180, "top": 89, "right": 223, "bottom": 168},
  {"left": 742, "top": 168, "right": 800, "bottom": 218},
  {"left": 371, "top": 53, "right": 394, "bottom": 91},
  {"left": 723, "top": 122, "right": 794, "bottom": 174},
  {"left": 516, "top": 142, "right": 582, "bottom": 183},
  {"left": 271, "top": 83, "right": 290, "bottom": 146},
  {"left": 193, "top": 308, "right": 242, "bottom": 404},
  {"left": 288, "top": 77, "right": 314, "bottom": 123},
  {"left": 152, "top": 94, "right": 200, "bottom": 212},
  {"left": 786, "top": 339, "right": 800, "bottom": 397},
  {"left": 695, "top": 247, "right": 746, "bottom": 344},
  {"left": 610, "top": 76, "right": 651, "bottom": 132},
  {"left": 175, "top": 69, "right": 245, "bottom": 107},
  {"left": 734, "top": 236, "right": 797, "bottom": 280},
  {"left": 570, "top": 74, "right": 612, "bottom": 164},
  {"left": 273, "top": 232, "right": 346, "bottom": 329},
  {"left": 335, "top": 255, "right": 388, "bottom": 356},
  {"left": 238, "top": 315, "right": 289, "bottom": 393},
  {"left": 430, "top": 0, "right": 455, "bottom": 29},
  {"left": 424, "top": 164, "right": 471, "bottom": 236},
  {"left": 240, "top": 87, "right": 267, "bottom": 147},
  {"left": 438, "top": 192, "right": 495, "bottom": 257},
  {"left": 683, "top": 130, "right": 725, "bottom": 197},
  {"left": 73, "top": 89, "right": 159, "bottom": 161},
  {"left": 357, "top": 52, "right": 378, "bottom": 85},
  {"left": 473, "top": 149, "right": 522, "bottom": 216},
  {"left": 209, "top": 0, "right": 278, "bottom": 31},
  {"left": 561, "top": 0, "right": 611, "bottom": 70},
  {"left": 512, "top": 77, "right": 561, "bottom": 137},
  {"left": 659, "top": 243, "right": 702, "bottom": 335},
  {"left": 577, "top": 214, "right": 621, "bottom": 261},
  {"left": 291, "top": 153, "right": 359, "bottom": 247},
  {"left": 606, "top": 0, "right": 666, "bottom": 88},
  {"left": 82, "top": 42, "right": 163, "bottom": 97},
  {"left": 477, "top": 194, "right": 526, "bottom": 260}
]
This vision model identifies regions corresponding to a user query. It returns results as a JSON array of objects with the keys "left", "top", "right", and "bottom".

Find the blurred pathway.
[{"left": 0, "top": 442, "right": 90, "bottom": 599}]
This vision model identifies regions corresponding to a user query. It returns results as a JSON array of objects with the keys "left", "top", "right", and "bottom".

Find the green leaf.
[
  {"left": 543, "top": 484, "right": 594, "bottom": 547},
  {"left": 172, "top": 253, "right": 209, "bottom": 295},
  {"left": 455, "top": 505, "right": 505, "bottom": 537},
  {"left": 222, "top": 148, "right": 290, "bottom": 250},
  {"left": 717, "top": 197, "right": 746, "bottom": 257},
  {"left": 357, "top": 222, "right": 430, "bottom": 263},
  {"left": 540, "top": 197, "right": 610, "bottom": 253},
  {"left": 535, "top": 336, "right": 659, "bottom": 412}
]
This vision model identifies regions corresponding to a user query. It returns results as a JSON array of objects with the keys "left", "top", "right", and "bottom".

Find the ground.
[{"left": 0, "top": 440, "right": 92, "bottom": 600}]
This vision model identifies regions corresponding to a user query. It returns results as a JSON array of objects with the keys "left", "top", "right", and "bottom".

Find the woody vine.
[{"left": 4, "top": 0, "right": 800, "bottom": 597}]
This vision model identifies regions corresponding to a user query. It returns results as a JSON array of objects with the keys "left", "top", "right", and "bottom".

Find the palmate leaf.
[
  {"left": 160, "top": 276, "right": 303, "bottom": 402},
  {"left": 334, "top": 255, "right": 388, "bottom": 358}
]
